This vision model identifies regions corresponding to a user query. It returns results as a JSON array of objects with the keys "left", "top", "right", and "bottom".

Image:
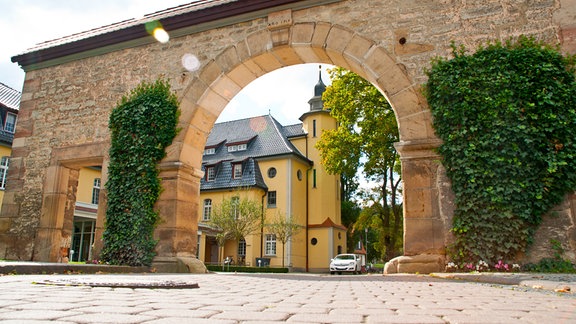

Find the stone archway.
[
  {"left": 153, "top": 20, "right": 445, "bottom": 273},
  {"left": 3, "top": 0, "right": 571, "bottom": 273}
]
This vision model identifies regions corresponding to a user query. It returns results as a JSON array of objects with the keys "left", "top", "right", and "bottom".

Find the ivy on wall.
[
  {"left": 101, "top": 78, "right": 179, "bottom": 266},
  {"left": 425, "top": 36, "right": 576, "bottom": 264}
]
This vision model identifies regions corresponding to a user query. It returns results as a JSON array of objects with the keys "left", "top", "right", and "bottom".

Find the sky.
[{"left": 0, "top": 0, "right": 332, "bottom": 125}]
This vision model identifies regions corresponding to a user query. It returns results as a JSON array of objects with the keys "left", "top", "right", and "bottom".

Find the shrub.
[
  {"left": 425, "top": 36, "right": 576, "bottom": 264},
  {"left": 101, "top": 78, "right": 179, "bottom": 266}
]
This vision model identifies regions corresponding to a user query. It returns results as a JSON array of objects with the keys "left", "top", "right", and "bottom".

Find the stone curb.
[
  {"left": 430, "top": 272, "right": 576, "bottom": 294},
  {"left": 0, "top": 261, "right": 150, "bottom": 275}
]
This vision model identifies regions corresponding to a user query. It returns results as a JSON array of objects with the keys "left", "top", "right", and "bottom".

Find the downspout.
[
  {"left": 305, "top": 136, "right": 311, "bottom": 272},
  {"left": 261, "top": 189, "right": 267, "bottom": 259}
]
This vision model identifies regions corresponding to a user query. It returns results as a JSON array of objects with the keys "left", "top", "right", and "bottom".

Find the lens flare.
[
  {"left": 181, "top": 53, "right": 200, "bottom": 72},
  {"left": 153, "top": 28, "right": 170, "bottom": 43}
]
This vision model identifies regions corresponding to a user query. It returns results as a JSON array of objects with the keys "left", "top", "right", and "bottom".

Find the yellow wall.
[
  {"left": 0, "top": 145, "right": 11, "bottom": 206},
  {"left": 199, "top": 187, "right": 265, "bottom": 265},
  {"left": 77, "top": 167, "right": 101, "bottom": 204},
  {"left": 301, "top": 111, "right": 342, "bottom": 226}
]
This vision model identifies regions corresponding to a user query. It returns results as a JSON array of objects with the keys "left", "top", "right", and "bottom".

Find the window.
[
  {"left": 206, "top": 166, "right": 215, "bottom": 181},
  {"left": 232, "top": 163, "right": 242, "bottom": 179},
  {"left": 267, "top": 191, "right": 276, "bottom": 208},
  {"left": 265, "top": 234, "right": 276, "bottom": 255},
  {"left": 203, "top": 199, "right": 212, "bottom": 221},
  {"left": 312, "top": 119, "right": 317, "bottom": 137},
  {"left": 91, "top": 178, "right": 101, "bottom": 205},
  {"left": 227, "top": 144, "right": 247, "bottom": 152},
  {"left": 238, "top": 239, "right": 246, "bottom": 256},
  {"left": 232, "top": 196, "right": 239, "bottom": 219},
  {"left": 204, "top": 148, "right": 215, "bottom": 155},
  {"left": 313, "top": 169, "right": 317, "bottom": 188},
  {"left": 4, "top": 113, "right": 16, "bottom": 133},
  {"left": 0, "top": 156, "right": 8, "bottom": 190},
  {"left": 297, "top": 169, "right": 302, "bottom": 181},
  {"left": 267, "top": 167, "right": 277, "bottom": 178}
]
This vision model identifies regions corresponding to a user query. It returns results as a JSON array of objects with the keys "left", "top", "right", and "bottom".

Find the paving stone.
[
  {"left": 0, "top": 310, "right": 82, "bottom": 321},
  {"left": 287, "top": 313, "right": 364, "bottom": 323},
  {"left": 59, "top": 313, "right": 157, "bottom": 323},
  {"left": 212, "top": 310, "right": 290, "bottom": 321}
]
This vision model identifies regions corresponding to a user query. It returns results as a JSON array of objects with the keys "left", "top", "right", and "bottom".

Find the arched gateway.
[{"left": 3, "top": 0, "right": 575, "bottom": 273}]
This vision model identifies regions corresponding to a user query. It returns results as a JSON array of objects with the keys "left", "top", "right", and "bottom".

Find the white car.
[{"left": 329, "top": 253, "right": 361, "bottom": 274}]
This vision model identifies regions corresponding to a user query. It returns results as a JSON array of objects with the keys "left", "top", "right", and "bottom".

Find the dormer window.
[
  {"left": 232, "top": 163, "right": 242, "bottom": 179},
  {"left": 227, "top": 143, "right": 247, "bottom": 152},
  {"left": 206, "top": 166, "right": 215, "bottom": 181},
  {"left": 4, "top": 113, "right": 16, "bottom": 133},
  {"left": 204, "top": 148, "right": 215, "bottom": 155}
]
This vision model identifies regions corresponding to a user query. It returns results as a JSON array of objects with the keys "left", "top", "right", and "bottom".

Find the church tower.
[{"left": 299, "top": 66, "right": 345, "bottom": 270}]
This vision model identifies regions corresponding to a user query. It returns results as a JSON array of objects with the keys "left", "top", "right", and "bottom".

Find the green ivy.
[
  {"left": 425, "top": 36, "right": 576, "bottom": 265},
  {"left": 101, "top": 78, "right": 180, "bottom": 266}
]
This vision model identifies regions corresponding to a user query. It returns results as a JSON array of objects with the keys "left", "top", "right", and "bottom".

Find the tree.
[
  {"left": 316, "top": 67, "right": 403, "bottom": 261},
  {"left": 208, "top": 192, "right": 262, "bottom": 266},
  {"left": 265, "top": 212, "right": 303, "bottom": 267},
  {"left": 101, "top": 78, "right": 179, "bottom": 266}
]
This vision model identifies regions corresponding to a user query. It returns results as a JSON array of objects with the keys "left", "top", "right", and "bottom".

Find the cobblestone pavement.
[{"left": 0, "top": 272, "right": 574, "bottom": 323}]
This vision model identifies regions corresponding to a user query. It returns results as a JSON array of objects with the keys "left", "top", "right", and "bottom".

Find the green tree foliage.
[
  {"left": 101, "top": 78, "right": 180, "bottom": 266},
  {"left": 425, "top": 36, "right": 576, "bottom": 264},
  {"left": 208, "top": 192, "right": 262, "bottom": 264},
  {"left": 265, "top": 212, "right": 303, "bottom": 267},
  {"left": 316, "top": 67, "right": 403, "bottom": 261},
  {"left": 341, "top": 200, "right": 361, "bottom": 253}
]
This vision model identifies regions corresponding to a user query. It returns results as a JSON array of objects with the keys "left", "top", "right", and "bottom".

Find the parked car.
[{"left": 329, "top": 253, "right": 361, "bottom": 274}]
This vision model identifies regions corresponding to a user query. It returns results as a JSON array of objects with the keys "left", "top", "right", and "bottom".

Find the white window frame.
[
  {"left": 267, "top": 191, "right": 276, "bottom": 208},
  {"left": 265, "top": 234, "right": 276, "bottom": 256},
  {"left": 232, "top": 196, "right": 239, "bottom": 219},
  {"left": 0, "top": 156, "right": 8, "bottom": 190},
  {"left": 206, "top": 166, "right": 215, "bottom": 181},
  {"left": 203, "top": 199, "right": 212, "bottom": 221},
  {"left": 227, "top": 145, "right": 237, "bottom": 152},
  {"left": 4, "top": 113, "right": 16, "bottom": 133},
  {"left": 237, "top": 143, "right": 247, "bottom": 151},
  {"left": 204, "top": 148, "right": 215, "bottom": 155},
  {"left": 232, "top": 163, "right": 242, "bottom": 179},
  {"left": 238, "top": 239, "right": 246, "bottom": 256},
  {"left": 91, "top": 178, "right": 101, "bottom": 205}
]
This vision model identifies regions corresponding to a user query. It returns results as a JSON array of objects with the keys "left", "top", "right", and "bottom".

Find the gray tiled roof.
[
  {"left": 0, "top": 83, "right": 21, "bottom": 111},
  {"left": 201, "top": 158, "right": 267, "bottom": 191},
  {"left": 200, "top": 114, "right": 311, "bottom": 191},
  {"left": 203, "top": 115, "right": 308, "bottom": 163},
  {"left": 282, "top": 123, "right": 306, "bottom": 138}
]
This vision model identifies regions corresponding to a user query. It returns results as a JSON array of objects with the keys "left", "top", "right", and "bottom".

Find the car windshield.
[{"left": 335, "top": 255, "right": 355, "bottom": 260}]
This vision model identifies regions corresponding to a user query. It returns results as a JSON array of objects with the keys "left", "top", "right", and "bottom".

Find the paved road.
[{"left": 0, "top": 272, "right": 574, "bottom": 323}]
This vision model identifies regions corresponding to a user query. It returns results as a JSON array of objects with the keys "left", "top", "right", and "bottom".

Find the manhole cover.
[{"left": 36, "top": 278, "right": 199, "bottom": 289}]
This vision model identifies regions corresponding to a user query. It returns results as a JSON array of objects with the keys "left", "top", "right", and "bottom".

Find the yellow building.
[
  {"left": 0, "top": 82, "right": 20, "bottom": 210},
  {"left": 70, "top": 166, "right": 101, "bottom": 262},
  {"left": 198, "top": 70, "right": 346, "bottom": 272}
]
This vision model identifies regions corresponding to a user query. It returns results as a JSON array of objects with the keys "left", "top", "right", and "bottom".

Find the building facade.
[
  {"left": 197, "top": 71, "right": 346, "bottom": 272},
  {"left": 0, "top": 83, "right": 20, "bottom": 208}
]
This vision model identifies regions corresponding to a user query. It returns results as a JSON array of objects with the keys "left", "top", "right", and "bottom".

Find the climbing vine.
[
  {"left": 101, "top": 78, "right": 179, "bottom": 266},
  {"left": 425, "top": 36, "right": 576, "bottom": 265}
]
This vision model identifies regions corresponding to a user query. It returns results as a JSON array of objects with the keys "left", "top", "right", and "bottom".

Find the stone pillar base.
[
  {"left": 152, "top": 256, "right": 208, "bottom": 273},
  {"left": 384, "top": 254, "right": 445, "bottom": 274}
]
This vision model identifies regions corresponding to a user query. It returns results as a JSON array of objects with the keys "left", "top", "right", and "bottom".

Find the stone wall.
[{"left": 1, "top": 0, "right": 574, "bottom": 271}]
